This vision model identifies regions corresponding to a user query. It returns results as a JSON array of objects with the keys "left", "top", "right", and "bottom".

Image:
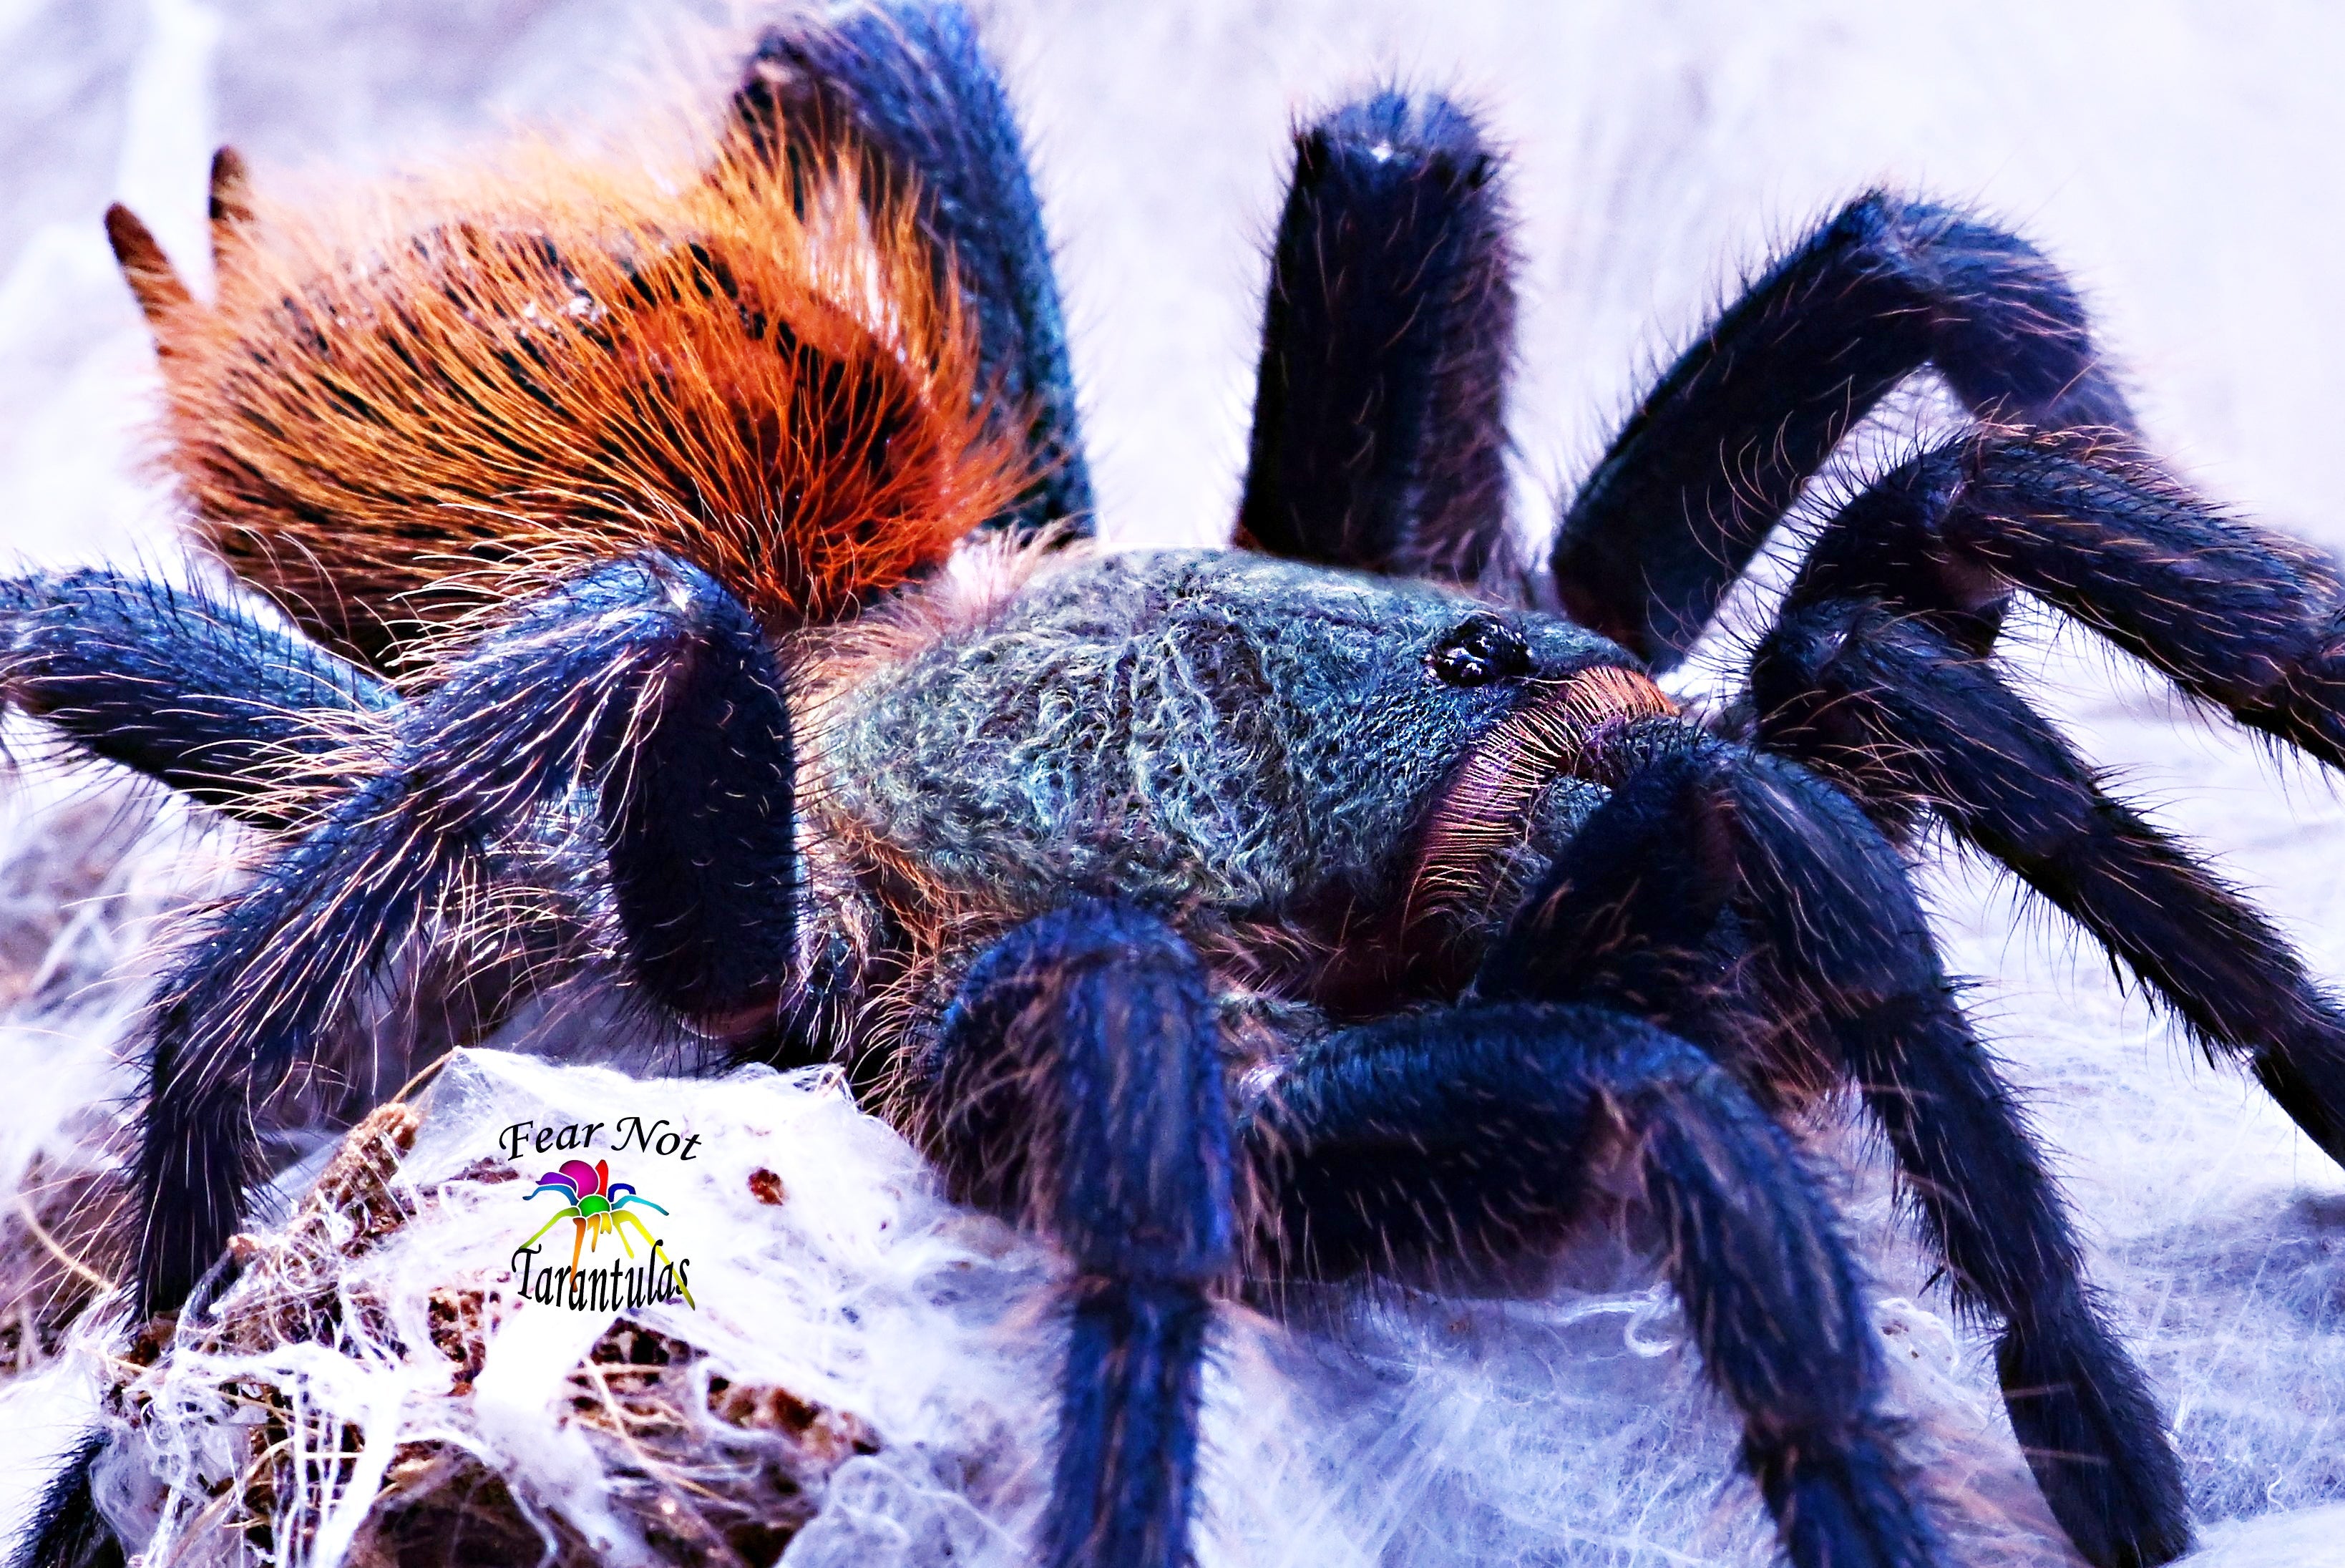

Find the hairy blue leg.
[
  {"left": 1242, "top": 1003, "right": 1944, "bottom": 1568},
  {"left": 1234, "top": 91, "right": 1520, "bottom": 589},
  {"left": 132, "top": 553, "right": 796, "bottom": 1314},
  {"left": 910, "top": 902, "right": 1232, "bottom": 1568},
  {"left": 1472, "top": 746, "right": 1745, "bottom": 1039},
  {"left": 1551, "top": 193, "right": 2132, "bottom": 668},
  {"left": 14, "top": 1433, "right": 119, "bottom": 1568},
  {"left": 1756, "top": 595, "right": 2345, "bottom": 1172},
  {"left": 1755, "top": 433, "right": 2345, "bottom": 1163},
  {"left": 0, "top": 568, "right": 388, "bottom": 829},
  {"left": 1817, "top": 431, "right": 2345, "bottom": 769},
  {"left": 734, "top": 1, "right": 1091, "bottom": 537},
  {"left": 1559, "top": 731, "right": 2192, "bottom": 1568}
]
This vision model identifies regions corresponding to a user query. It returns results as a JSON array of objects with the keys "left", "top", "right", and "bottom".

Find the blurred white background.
[{"left": 3, "top": 1, "right": 2344, "bottom": 1562}]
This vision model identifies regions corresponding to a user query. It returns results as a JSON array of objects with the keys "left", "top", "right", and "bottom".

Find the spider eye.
[{"left": 1428, "top": 615, "right": 1533, "bottom": 687}]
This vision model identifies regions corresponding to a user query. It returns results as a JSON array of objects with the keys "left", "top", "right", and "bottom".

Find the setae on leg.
[
  {"left": 130, "top": 552, "right": 797, "bottom": 1315},
  {"left": 0, "top": 568, "right": 388, "bottom": 830},
  {"left": 1801, "top": 430, "right": 2345, "bottom": 768},
  {"left": 16, "top": 1431, "right": 120, "bottom": 1568},
  {"left": 1479, "top": 734, "right": 2193, "bottom": 1567},
  {"left": 1755, "top": 594, "right": 2345, "bottom": 1168},
  {"left": 1551, "top": 193, "right": 2132, "bottom": 667},
  {"left": 1234, "top": 90, "right": 1521, "bottom": 590},
  {"left": 1242, "top": 1002, "right": 1945, "bottom": 1568},
  {"left": 1720, "top": 744, "right": 2188, "bottom": 1567},
  {"left": 733, "top": 0, "right": 1092, "bottom": 537},
  {"left": 907, "top": 901, "right": 1233, "bottom": 1568}
]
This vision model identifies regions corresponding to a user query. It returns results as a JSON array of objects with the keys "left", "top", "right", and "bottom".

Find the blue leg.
[
  {"left": 909, "top": 901, "right": 1232, "bottom": 1568},
  {"left": 1755, "top": 429, "right": 2345, "bottom": 1161},
  {"left": 0, "top": 568, "right": 388, "bottom": 829},
  {"left": 1552, "top": 195, "right": 2132, "bottom": 667},
  {"left": 1234, "top": 92, "right": 1520, "bottom": 589},
  {"left": 735, "top": 1, "right": 1092, "bottom": 537},
  {"left": 1757, "top": 590, "right": 2345, "bottom": 1174},
  {"left": 1792, "top": 431, "right": 2345, "bottom": 768},
  {"left": 14, "top": 1432, "right": 119, "bottom": 1568},
  {"left": 1507, "top": 730, "right": 2190, "bottom": 1567},
  {"left": 132, "top": 553, "right": 796, "bottom": 1314},
  {"left": 1470, "top": 745, "right": 1743, "bottom": 1040},
  {"left": 1242, "top": 1002, "right": 1945, "bottom": 1568}
]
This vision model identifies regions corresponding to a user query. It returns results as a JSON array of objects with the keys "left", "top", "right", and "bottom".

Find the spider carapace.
[{"left": 17, "top": 6, "right": 2345, "bottom": 1568}]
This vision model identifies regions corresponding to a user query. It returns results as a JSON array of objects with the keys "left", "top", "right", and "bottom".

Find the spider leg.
[
  {"left": 1752, "top": 434, "right": 2345, "bottom": 1158},
  {"left": 1755, "top": 594, "right": 2345, "bottom": 1168},
  {"left": 1551, "top": 194, "right": 2131, "bottom": 668},
  {"left": 908, "top": 900, "right": 1232, "bottom": 1568},
  {"left": 17, "top": 1433, "right": 119, "bottom": 1568},
  {"left": 1725, "top": 756, "right": 2195, "bottom": 1568},
  {"left": 132, "top": 552, "right": 796, "bottom": 1315},
  {"left": 1233, "top": 91, "right": 1520, "bottom": 590},
  {"left": 1805, "top": 430, "right": 2345, "bottom": 766},
  {"left": 0, "top": 568, "right": 572, "bottom": 1135},
  {"left": 1493, "top": 734, "right": 2189, "bottom": 1567},
  {"left": 733, "top": 1, "right": 1091, "bottom": 537},
  {"left": 1243, "top": 1001, "right": 1944, "bottom": 1568},
  {"left": 0, "top": 568, "right": 389, "bottom": 829}
]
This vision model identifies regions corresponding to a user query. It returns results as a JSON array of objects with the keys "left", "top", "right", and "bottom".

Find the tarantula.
[{"left": 14, "top": 4, "right": 2345, "bottom": 1566}]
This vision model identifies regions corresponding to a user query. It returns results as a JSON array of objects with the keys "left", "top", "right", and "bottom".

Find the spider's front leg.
[
  {"left": 130, "top": 552, "right": 798, "bottom": 1315},
  {"left": 1482, "top": 732, "right": 2191, "bottom": 1568},
  {"left": 1242, "top": 997, "right": 1943, "bottom": 1568},
  {"left": 907, "top": 901, "right": 1233, "bottom": 1568}
]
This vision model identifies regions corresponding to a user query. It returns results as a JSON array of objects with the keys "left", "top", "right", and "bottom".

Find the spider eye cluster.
[{"left": 1427, "top": 615, "right": 1534, "bottom": 687}]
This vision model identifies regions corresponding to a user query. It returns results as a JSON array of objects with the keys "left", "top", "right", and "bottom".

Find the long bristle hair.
[{"left": 113, "top": 120, "right": 1025, "bottom": 671}]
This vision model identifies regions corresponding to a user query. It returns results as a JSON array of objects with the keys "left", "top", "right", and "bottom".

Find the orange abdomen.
[{"left": 114, "top": 127, "right": 1022, "bottom": 670}]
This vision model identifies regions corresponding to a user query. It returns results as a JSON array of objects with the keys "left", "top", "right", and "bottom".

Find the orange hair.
[{"left": 111, "top": 126, "right": 1024, "bottom": 670}]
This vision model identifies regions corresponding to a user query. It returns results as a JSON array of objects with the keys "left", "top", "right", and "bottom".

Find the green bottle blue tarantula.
[{"left": 16, "top": 4, "right": 2345, "bottom": 1566}]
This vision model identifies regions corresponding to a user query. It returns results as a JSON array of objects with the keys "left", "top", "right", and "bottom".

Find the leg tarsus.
[
  {"left": 2000, "top": 1290, "right": 2195, "bottom": 1568},
  {"left": 1757, "top": 1440, "right": 1941, "bottom": 1568}
]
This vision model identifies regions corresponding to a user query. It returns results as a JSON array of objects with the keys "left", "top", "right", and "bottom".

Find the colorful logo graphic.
[{"left": 518, "top": 1157, "right": 696, "bottom": 1308}]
